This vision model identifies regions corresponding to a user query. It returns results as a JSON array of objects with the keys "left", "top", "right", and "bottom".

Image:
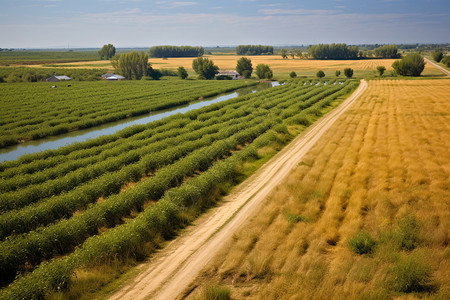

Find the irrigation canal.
[{"left": 0, "top": 81, "right": 280, "bottom": 163}]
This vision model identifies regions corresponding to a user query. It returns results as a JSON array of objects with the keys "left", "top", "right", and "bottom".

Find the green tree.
[
  {"left": 432, "top": 50, "right": 443, "bottom": 62},
  {"left": 296, "top": 50, "right": 303, "bottom": 59},
  {"left": 344, "top": 68, "right": 354, "bottom": 78},
  {"left": 255, "top": 64, "right": 273, "bottom": 79},
  {"left": 236, "top": 57, "right": 253, "bottom": 78},
  {"left": 392, "top": 53, "right": 425, "bottom": 76},
  {"left": 111, "top": 51, "right": 148, "bottom": 80},
  {"left": 98, "top": 44, "right": 116, "bottom": 60},
  {"left": 289, "top": 71, "right": 297, "bottom": 78},
  {"left": 442, "top": 56, "right": 450, "bottom": 67},
  {"left": 192, "top": 57, "right": 219, "bottom": 80},
  {"left": 290, "top": 52, "right": 295, "bottom": 59},
  {"left": 377, "top": 66, "right": 386, "bottom": 76},
  {"left": 280, "top": 49, "right": 288, "bottom": 59},
  {"left": 316, "top": 70, "right": 325, "bottom": 78},
  {"left": 177, "top": 66, "right": 188, "bottom": 79},
  {"left": 335, "top": 70, "right": 341, "bottom": 77}
]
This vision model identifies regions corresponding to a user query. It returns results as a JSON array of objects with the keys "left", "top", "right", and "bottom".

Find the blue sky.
[{"left": 0, "top": 0, "right": 449, "bottom": 48}]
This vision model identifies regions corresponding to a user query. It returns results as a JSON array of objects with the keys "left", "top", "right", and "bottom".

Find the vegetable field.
[
  {"left": 0, "top": 80, "right": 256, "bottom": 148},
  {"left": 0, "top": 78, "right": 359, "bottom": 299}
]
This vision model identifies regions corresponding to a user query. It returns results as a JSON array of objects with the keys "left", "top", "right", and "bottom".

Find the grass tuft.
[
  {"left": 348, "top": 231, "right": 377, "bottom": 255},
  {"left": 388, "top": 253, "right": 433, "bottom": 293},
  {"left": 200, "top": 284, "right": 231, "bottom": 300}
]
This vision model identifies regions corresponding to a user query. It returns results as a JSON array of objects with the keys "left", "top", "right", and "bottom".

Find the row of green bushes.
[{"left": 0, "top": 79, "right": 359, "bottom": 298}]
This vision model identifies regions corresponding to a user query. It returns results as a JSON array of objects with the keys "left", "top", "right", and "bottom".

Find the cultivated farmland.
[
  {"left": 0, "top": 80, "right": 256, "bottom": 147},
  {"left": 188, "top": 79, "right": 450, "bottom": 299},
  {"left": 0, "top": 79, "right": 359, "bottom": 299}
]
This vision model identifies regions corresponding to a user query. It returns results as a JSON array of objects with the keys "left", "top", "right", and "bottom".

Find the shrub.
[
  {"left": 289, "top": 71, "right": 297, "bottom": 78},
  {"left": 177, "top": 66, "right": 188, "bottom": 79},
  {"left": 236, "top": 57, "right": 253, "bottom": 78},
  {"left": 348, "top": 231, "right": 377, "bottom": 255},
  {"left": 344, "top": 68, "right": 353, "bottom": 78},
  {"left": 389, "top": 253, "right": 432, "bottom": 293},
  {"left": 395, "top": 215, "right": 421, "bottom": 251},
  {"left": 441, "top": 55, "right": 450, "bottom": 67},
  {"left": 201, "top": 284, "right": 231, "bottom": 300},
  {"left": 255, "top": 64, "right": 273, "bottom": 79},
  {"left": 392, "top": 53, "right": 425, "bottom": 76},
  {"left": 335, "top": 70, "right": 341, "bottom": 77},
  {"left": 316, "top": 70, "right": 325, "bottom": 78},
  {"left": 432, "top": 50, "right": 443, "bottom": 62},
  {"left": 377, "top": 66, "right": 386, "bottom": 76}
]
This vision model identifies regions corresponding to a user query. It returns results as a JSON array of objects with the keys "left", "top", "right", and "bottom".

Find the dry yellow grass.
[
  {"left": 188, "top": 79, "right": 450, "bottom": 299},
  {"left": 29, "top": 55, "right": 444, "bottom": 77}
]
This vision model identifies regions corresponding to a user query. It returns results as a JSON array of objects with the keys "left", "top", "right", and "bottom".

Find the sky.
[{"left": 0, "top": 0, "right": 449, "bottom": 48}]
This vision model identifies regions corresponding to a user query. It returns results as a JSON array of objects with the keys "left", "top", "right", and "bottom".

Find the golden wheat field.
[
  {"left": 30, "top": 55, "right": 444, "bottom": 77},
  {"left": 188, "top": 79, "right": 450, "bottom": 299}
]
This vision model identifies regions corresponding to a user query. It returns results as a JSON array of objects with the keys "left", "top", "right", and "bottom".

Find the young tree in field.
[
  {"left": 392, "top": 53, "right": 425, "bottom": 76},
  {"left": 289, "top": 71, "right": 297, "bottom": 78},
  {"left": 255, "top": 64, "right": 273, "bottom": 79},
  {"left": 280, "top": 49, "right": 288, "bottom": 59},
  {"left": 290, "top": 52, "right": 295, "bottom": 59},
  {"left": 111, "top": 51, "right": 148, "bottom": 80},
  {"left": 316, "top": 70, "right": 325, "bottom": 78},
  {"left": 147, "top": 66, "right": 162, "bottom": 80},
  {"left": 177, "top": 66, "right": 188, "bottom": 79},
  {"left": 98, "top": 44, "right": 116, "bottom": 60},
  {"left": 335, "top": 70, "right": 341, "bottom": 77},
  {"left": 432, "top": 50, "right": 443, "bottom": 63},
  {"left": 296, "top": 50, "right": 303, "bottom": 59},
  {"left": 192, "top": 57, "right": 219, "bottom": 80},
  {"left": 377, "top": 66, "right": 386, "bottom": 76},
  {"left": 236, "top": 57, "right": 253, "bottom": 78},
  {"left": 344, "top": 68, "right": 353, "bottom": 78}
]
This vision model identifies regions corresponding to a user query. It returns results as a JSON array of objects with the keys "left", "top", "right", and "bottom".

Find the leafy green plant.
[
  {"left": 395, "top": 215, "right": 421, "bottom": 251},
  {"left": 388, "top": 253, "right": 432, "bottom": 293},
  {"left": 348, "top": 231, "right": 377, "bottom": 255}
]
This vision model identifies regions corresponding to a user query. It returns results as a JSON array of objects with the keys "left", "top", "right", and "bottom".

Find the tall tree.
[
  {"left": 192, "top": 57, "right": 219, "bottom": 80},
  {"left": 280, "top": 49, "right": 288, "bottom": 59},
  {"left": 98, "top": 44, "right": 116, "bottom": 60},
  {"left": 111, "top": 51, "right": 148, "bottom": 80},
  {"left": 236, "top": 57, "right": 253, "bottom": 78}
]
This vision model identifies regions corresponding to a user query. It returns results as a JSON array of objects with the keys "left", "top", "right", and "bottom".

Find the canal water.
[{"left": 0, "top": 81, "right": 280, "bottom": 163}]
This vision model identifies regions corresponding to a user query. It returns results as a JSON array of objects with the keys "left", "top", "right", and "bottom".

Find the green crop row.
[
  {"left": 0, "top": 80, "right": 346, "bottom": 283},
  {"left": 0, "top": 79, "right": 359, "bottom": 299},
  {"left": 0, "top": 80, "right": 257, "bottom": 147}
]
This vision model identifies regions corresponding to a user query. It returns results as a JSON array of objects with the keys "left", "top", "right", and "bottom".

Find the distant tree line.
[
  {"left": 149, "top": 46, "right": 204, "bottom": 58},
  {"left": 308, "top": 44, "right": 359, "bottom": 60},
  {"left": 373, "top": 45, "right": 400, "bottom": 58},
  {"left": 236, "top": 45, "right": 274, "bottom": 55}
]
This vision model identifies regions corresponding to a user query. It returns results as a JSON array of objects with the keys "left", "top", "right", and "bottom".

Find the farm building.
[
  {"left": 215, "top": 70, "right": 241, "bottom": 80},
  {"left": 46, "top": 74, "right": 72, "bottom": 82},
  {"left": 102, "top": 73, "right": 125, "bottom": 80}
]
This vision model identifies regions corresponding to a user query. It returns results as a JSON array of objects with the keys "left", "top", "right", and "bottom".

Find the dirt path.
[
  {"left": 109, "top": 79, "right": 368, "bottom": 300},
  {"left": 424, "top": 57, "right": 450, "bottom": 76}
]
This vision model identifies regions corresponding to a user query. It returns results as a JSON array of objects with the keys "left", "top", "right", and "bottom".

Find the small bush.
[
  {"left": 335, "top": 70, "right": 341, "bottom": 77},
  {"left": 344, "top": 68, "right": 353, "bottom": 78},
  {"left": 289, "top": 71, "right": 297, "bottom": 78},
  {"left": 316, "top": 70, "right": 325, "bottom": 78},
  {"left": 392, "top": 53, "right": 425, "bottom": 76},
  {"left": 377, "top": 66, "right": 386, "bottom": 76},
  {"left": 201, "top": 284, "right": 231, "bottom": 300},
  {"left": 389, "top": 253, "right": 432, "bottom": 293},
  {"left": 286, "top": 212, "right": 307, "bottom": 224},
  {"left": 395, "top": 215, "right": 421, "bottom": 251},
  {"left": 348, "top": 231, "right": 377, "bottom": 255},
  {"left": 432, "top": 50, "right": 443, "bottom": 63},
  {"left": 442, "top": 56, "right": 450, "bottom": 68}
]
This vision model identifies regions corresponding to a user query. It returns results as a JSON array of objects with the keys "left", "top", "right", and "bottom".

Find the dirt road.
[
  {"left": 110, "top": 79, "right": 368, "bottom": 300},
  {"left": 424, "top": 57, "right": 450, "bottom": 76}
]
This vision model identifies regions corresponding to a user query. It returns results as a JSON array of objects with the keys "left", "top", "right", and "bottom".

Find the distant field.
[
  {"left": 0, "top": 51, "right": 99, "bottom": 65},
  {"left": 189, "top": 79, "right": 450, "bottom": 299},
  {"left": 26, "top": 55, "right": 445, "bottom": 78}
]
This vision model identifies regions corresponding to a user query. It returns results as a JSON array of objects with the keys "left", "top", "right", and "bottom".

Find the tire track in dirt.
[{"left": 110, "top": 79, "right": 368, "bottom": 300}]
